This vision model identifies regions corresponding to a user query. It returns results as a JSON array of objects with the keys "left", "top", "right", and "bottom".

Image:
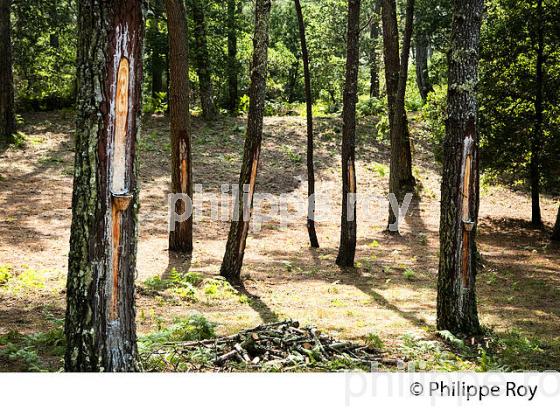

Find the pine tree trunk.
[
  {"left": 227, "top": 0, "right": 239, "bottom": 113},
  {"left": 381, "top": 0, "right": 415, "bottom": 233},
  {"left": 294, "top": 0, "right": 319, "bottom": 249},
  {"left": 531, "top": 0, "right": 543, "bottom": 227},
  {"left": 552, "top": 206, "right": 560, "bottom": 241},
  {"left": 220, "top": 0, "right": 271, "bottom": 283},
  {"left": 192, "top": 0, "right": 217, "bottom": 120},
  {"left": 336, "top": 0, "right": 360, "bottom": 268},
  {"left": 436, "top": 0, "right": 483, "bottom": 336},
  {"left": 0, "top": 0, "right": 16, "bottom": 145},
  {"left": 166, "top": 0, "right": 192, "bottom": 253},
  {"left": 415, "top": 32, "right": 432, "bottom": 102},
  {"left": 65, "top": 0, "right": 144, "bottom": 372},
  {"left": 369, "top": 1, "right": 381, "bottom": 99},
  {"left": 150, "top": 0, "right": 165, "bottom": 98}
]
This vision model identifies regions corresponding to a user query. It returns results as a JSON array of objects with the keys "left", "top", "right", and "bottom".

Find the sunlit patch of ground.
[{"left": 0, "top": 111, "right": 558, "bottom": 371}]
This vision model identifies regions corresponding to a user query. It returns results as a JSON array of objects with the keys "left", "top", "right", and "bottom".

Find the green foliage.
[
  {"left": 421, "top": 83, "right": 447, "bottom": 163},
  {"left": 364, "top": 332, "right": 384, "bottom": 350},
  {"left": 0, "top": 264, "right": 13, "bottom": 285},
  {"left": 139, "top": 314, "right": 216, "bottom": 348},
  {"left": 280, "top": 145, "right": 303, "bottom": 164},
  {"left": 0, "top": 267, "right": 47, "bottom": 295},
  {"left": 143, "top": 91, "right": 168, "bottom": 114},
  {"left": 0, "top": 320, "right": 64, "bottom": 372},
  {"left": 12, "top": 0, "right": 77, "bottom": 110},
  {"left": 479, "top": 0, "right": 560, "bottom": 194},
  {"left": 402, "top": 268, "right": 416, "bottom": 280},
  {"left": 356, "top": 96, "right": 385, "bottom": 117},
  {"left": 143, "top": 269, "right": 202, "bottom": 301}
]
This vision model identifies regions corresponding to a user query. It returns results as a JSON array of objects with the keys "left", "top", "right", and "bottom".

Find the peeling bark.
[
  {"left": 437, "top": 0, "right": 483, "bottom": 336},
  {"left": 65, "top": 0, "right": 144, "bottom": 371},
  {"left": 294, "top": 0, "right": 319, "bottom": 248},
  {"left": 0, "top": 0, "right": 15, "bottom": 145},
  {"left": 220, "top": 0, "right": 271, "bottom": 283},
  {"left": 336, "top": 0, "right": 361, "bottom": 268},
  {"left": 166, "top": 0, "right": 192, "bottom": 253}
]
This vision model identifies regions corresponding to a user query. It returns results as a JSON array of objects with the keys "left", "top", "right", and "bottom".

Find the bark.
[
  {"left": 552, "top": 206, "right": 560, "bottom": 241},
  {"left": 294, "top": 0, "right": 319, "bottom": 249},
  {"left": 530, "top": 0, "right": 543, "bottom": 227},
  {"left": 166, "top": 0, "right": 192, "bottom": 253},
  {"left": 415, "top": 32, "right": 433, "bottom": 102},
  {"left": 336, "top": 0, "right": 361, "bottom": 268},
  {"left": 150, "top": 0, "right": 165, "bottom": 98},
  {"left": 220, "top": 0, "right": 271, "bottom": 283},
  {"left": 382, "top": 0, "right": 416, "bottom": 232},
  {"left": 436, "top": 0, "right": 483, "bottom": 336},
  {"left": 0, "top": 0, "right": 16, "bottom": 145},
  {"left": 65, "top": 0, "right": 144, "bottom": 371},
  {"left": 191, "top": 0, "right": 217, "bottom": 120},
  {"left": 369, "top": 0, "right": 381, "bottom": 98},
  {"left": 227, "top": 0, "right": 240, "bottom": 113}
]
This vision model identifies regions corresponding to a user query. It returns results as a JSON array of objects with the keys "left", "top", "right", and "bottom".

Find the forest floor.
[{"left": 1, "top": 110, "right": 559, "bottom": 372}]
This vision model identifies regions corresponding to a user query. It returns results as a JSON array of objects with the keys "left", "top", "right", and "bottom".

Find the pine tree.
[
  {"left": 191, "top": 0, "right": 217, "bottom": 120},
  {"left": 294, "top": 0, "right": 319, "bottom": 248},
  {"left": 166, "top": 0, "right": 193, "bottom": 253},
  {"left": 0, "top": 0, "right": 16, "bottom": 145},
  {"left": 336, "top": 0, "right": 361, "bottom": 268},
  {"left": 220, "top": 0, "right": 272, "bottom": 283},
  {"left": 381, "top": 0, "right": 416, "bottom": 233},
  {"left": 65, "top": 0, "right": 144, "bottom": 371},
  {"left": 437, "top": 0, "right": 483, "bottom": 336}
]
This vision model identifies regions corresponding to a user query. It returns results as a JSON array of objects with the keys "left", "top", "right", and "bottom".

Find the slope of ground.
[{"left": 0, "top": 111, "right": 558, "bottom": 371}]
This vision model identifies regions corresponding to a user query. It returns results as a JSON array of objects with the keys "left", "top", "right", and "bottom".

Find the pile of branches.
[{"left": 141, "top": 320, "right": 393, "bottom": 372}]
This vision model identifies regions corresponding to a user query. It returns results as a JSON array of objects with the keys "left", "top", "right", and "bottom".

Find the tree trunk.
[
  {"left": 0, "top": 0, "right": 16, "bottom": 145},
  {"left": 65, "top": 0, "right": 144, "bottom": 371},
  {"left": 294, "top": 0, "right": 319, "bottom": 249},
  {"left": 382, "top": 0, "right": 416, "bottom": 232},
  {"left": 220, "top": 0, "right": 271, "bottom": 283},
  {"left": 150, "top": 0, "right": 165, "bottom": 98},
  {"left": 531, "top": 0, "right": 543, "bottom": 227},
  {"left": 191, "top": 0, "right": 217, "bottom": 120},
  {"left": 369, "top": 0, "right": 381, "bottom": 99},
  {"left": 436, "top": 0, "right": 483, "bottom": 336},
  {"left": 166, "top": 0, "right": 192, "bottom": 253},
  {"left": 552, "top": 206, "right": 560, "bottom": 241},
  {"left": 227, "top": 0, "right": 240, "bottom": 113},
  {"left": 415, "top": 32, "right": 432, "bottom": 102},
  {"left": 336, "top": 0, "right": 360, "bottom": 268}
]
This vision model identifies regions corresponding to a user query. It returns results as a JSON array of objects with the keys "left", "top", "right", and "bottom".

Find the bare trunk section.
[
  {"left": 150, "top": 0, "right": 165, "bottom": 98},
  {"left": 191, "top": 0, "right": 217, "bottom": 120},
  {"left": 531, "top": 0, "right": 543, "bottom": 227},
  {"left": 552, "top": 206, "right": 560, "bottom": 241},
  {"left": 369, "top": 1, "right": 381, "bottom": 99},
  {"left": 220, "top": 0, "right": 271, "bottom": 283},
  {"left": 166, "top": 0, "right": 192, "bottom": 253},
  {"left": 227, "top": 0, "right": 240, "bottom": 113},
  {"left": 294, "top": 0, "right": 319, "bottom": 249},
  {"left": 336, "top": 0, "right": 361, "bottom": 268},
  {"left": 0, "top": 0, "right": 15, "bottom": 145},
  {"left": 436, "top": 0, "right": 483, "bottom": 336},
  {"left": 65, "top": 0, "right": 144, "bottom": 371},
  {"left": 383, "top": 0, "right": 416, "bottom": 232},
  {"left": 415, "top": 32, "right": 432, "bottom": 102}
]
